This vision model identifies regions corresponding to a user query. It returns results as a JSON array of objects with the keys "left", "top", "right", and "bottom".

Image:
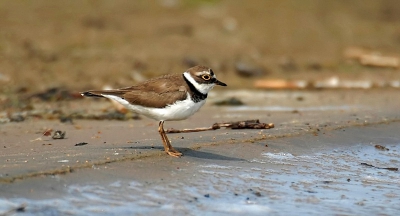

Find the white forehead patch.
[
  {"left": 195, "top": 71, "right": 209, "bottom": 76},
  {"left": 195, "top": 70, "right": 217, "bottom": 79}
]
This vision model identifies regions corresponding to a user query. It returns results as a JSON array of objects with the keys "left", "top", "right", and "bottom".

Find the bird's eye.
[{"left": 202, "top": 74, "right": 211, "bottom": 80}]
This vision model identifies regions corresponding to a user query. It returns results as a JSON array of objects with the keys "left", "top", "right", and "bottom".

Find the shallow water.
[{"left": 1, "top": 142, "right": 399, "bottom": 215}]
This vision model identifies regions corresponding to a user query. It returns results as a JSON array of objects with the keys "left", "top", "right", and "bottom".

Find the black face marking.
[
  {"left": 182, "top": 74, "right": 208, "bottom": 103},
  {"left": 209, "top": 69, "right": 214, "bottom": 76}
]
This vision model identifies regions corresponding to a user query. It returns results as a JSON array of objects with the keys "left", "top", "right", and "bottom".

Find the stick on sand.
[{"left": 166, "top": 119, "right": 274, "bottom": 133}]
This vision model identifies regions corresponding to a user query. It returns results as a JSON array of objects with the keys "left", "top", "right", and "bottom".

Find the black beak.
[{"left": 214, "top": 79, "right": 227, "bottom": 86}]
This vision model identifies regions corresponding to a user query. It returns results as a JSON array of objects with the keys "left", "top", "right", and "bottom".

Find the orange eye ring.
[{"left": 202, "top": 75, "right": 211, "bottom": 80}]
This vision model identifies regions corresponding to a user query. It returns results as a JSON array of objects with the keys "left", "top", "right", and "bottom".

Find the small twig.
[
  {"left": 222, "top": 119, "right": 274, "bottom": 129},
  {"left": 167, "top": 124, "right": 220, "bottom": 133},
  {"left": 374, "top": 144, "right": 389, "bottom": 151},
  {"left": 166, "top": 119, "right": 274, "bottom": 133},
  {"left": 361, "top": 162, "right": 398, "bottom": 171},
  {"left": 75, "top": 142, "right": 88, "bottom": 146}
]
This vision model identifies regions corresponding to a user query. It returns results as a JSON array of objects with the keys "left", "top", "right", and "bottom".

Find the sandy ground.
[
  {"left": 1, "top": 89, "right": 399, "bottom": 182},
  {"left": 1, "top": 89, "right": 400, "bottom": 215}
]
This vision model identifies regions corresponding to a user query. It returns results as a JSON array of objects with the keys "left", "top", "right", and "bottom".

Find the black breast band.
[{"left": 182, "top": 74, "right": 208, "bottom": 103}]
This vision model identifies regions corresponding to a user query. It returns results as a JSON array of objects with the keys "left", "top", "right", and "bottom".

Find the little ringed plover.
[{"left": 81, "top": 65, "right": 227, "bottom": 157}]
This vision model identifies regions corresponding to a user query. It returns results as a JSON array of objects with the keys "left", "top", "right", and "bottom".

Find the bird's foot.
[{"left": 166, "top": 148, "right": 183, "bottom": 158}]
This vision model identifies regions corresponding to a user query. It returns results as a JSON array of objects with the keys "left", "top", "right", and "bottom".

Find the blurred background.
[{"left": 0, "top": 0, "right": 399, "bottom": 94}]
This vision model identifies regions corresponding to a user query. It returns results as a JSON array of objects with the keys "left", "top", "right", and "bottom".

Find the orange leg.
[{"left": 158, "top": 121, "right": 182, "bottom": 157}]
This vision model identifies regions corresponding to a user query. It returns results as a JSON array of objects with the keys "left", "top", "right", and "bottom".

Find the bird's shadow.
[{"left": 122, "top": 146, "right": 246, "bottom": 161}]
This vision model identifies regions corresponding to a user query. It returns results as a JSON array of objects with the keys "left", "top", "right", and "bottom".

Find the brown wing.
[{"left": 83, "top": 74, "right": 189, "bottom": 108}]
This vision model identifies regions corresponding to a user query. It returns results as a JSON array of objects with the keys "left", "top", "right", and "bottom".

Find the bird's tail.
[{"left": 81, "top": 91, "right": 104, "bottom": 98}]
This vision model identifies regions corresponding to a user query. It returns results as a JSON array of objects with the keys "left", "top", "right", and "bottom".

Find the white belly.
[{"left": 103, "top": 94, "right": 206, "bottom": 121}]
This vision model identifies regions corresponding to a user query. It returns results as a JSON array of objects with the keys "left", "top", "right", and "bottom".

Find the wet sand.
[{"left": 1, "top": 90, "right": 400, "bottom": 215}]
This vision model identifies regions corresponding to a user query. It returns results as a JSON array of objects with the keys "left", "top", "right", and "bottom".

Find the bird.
[{"left": 81, "top": 65, "right": 227, "bottom": 157}]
